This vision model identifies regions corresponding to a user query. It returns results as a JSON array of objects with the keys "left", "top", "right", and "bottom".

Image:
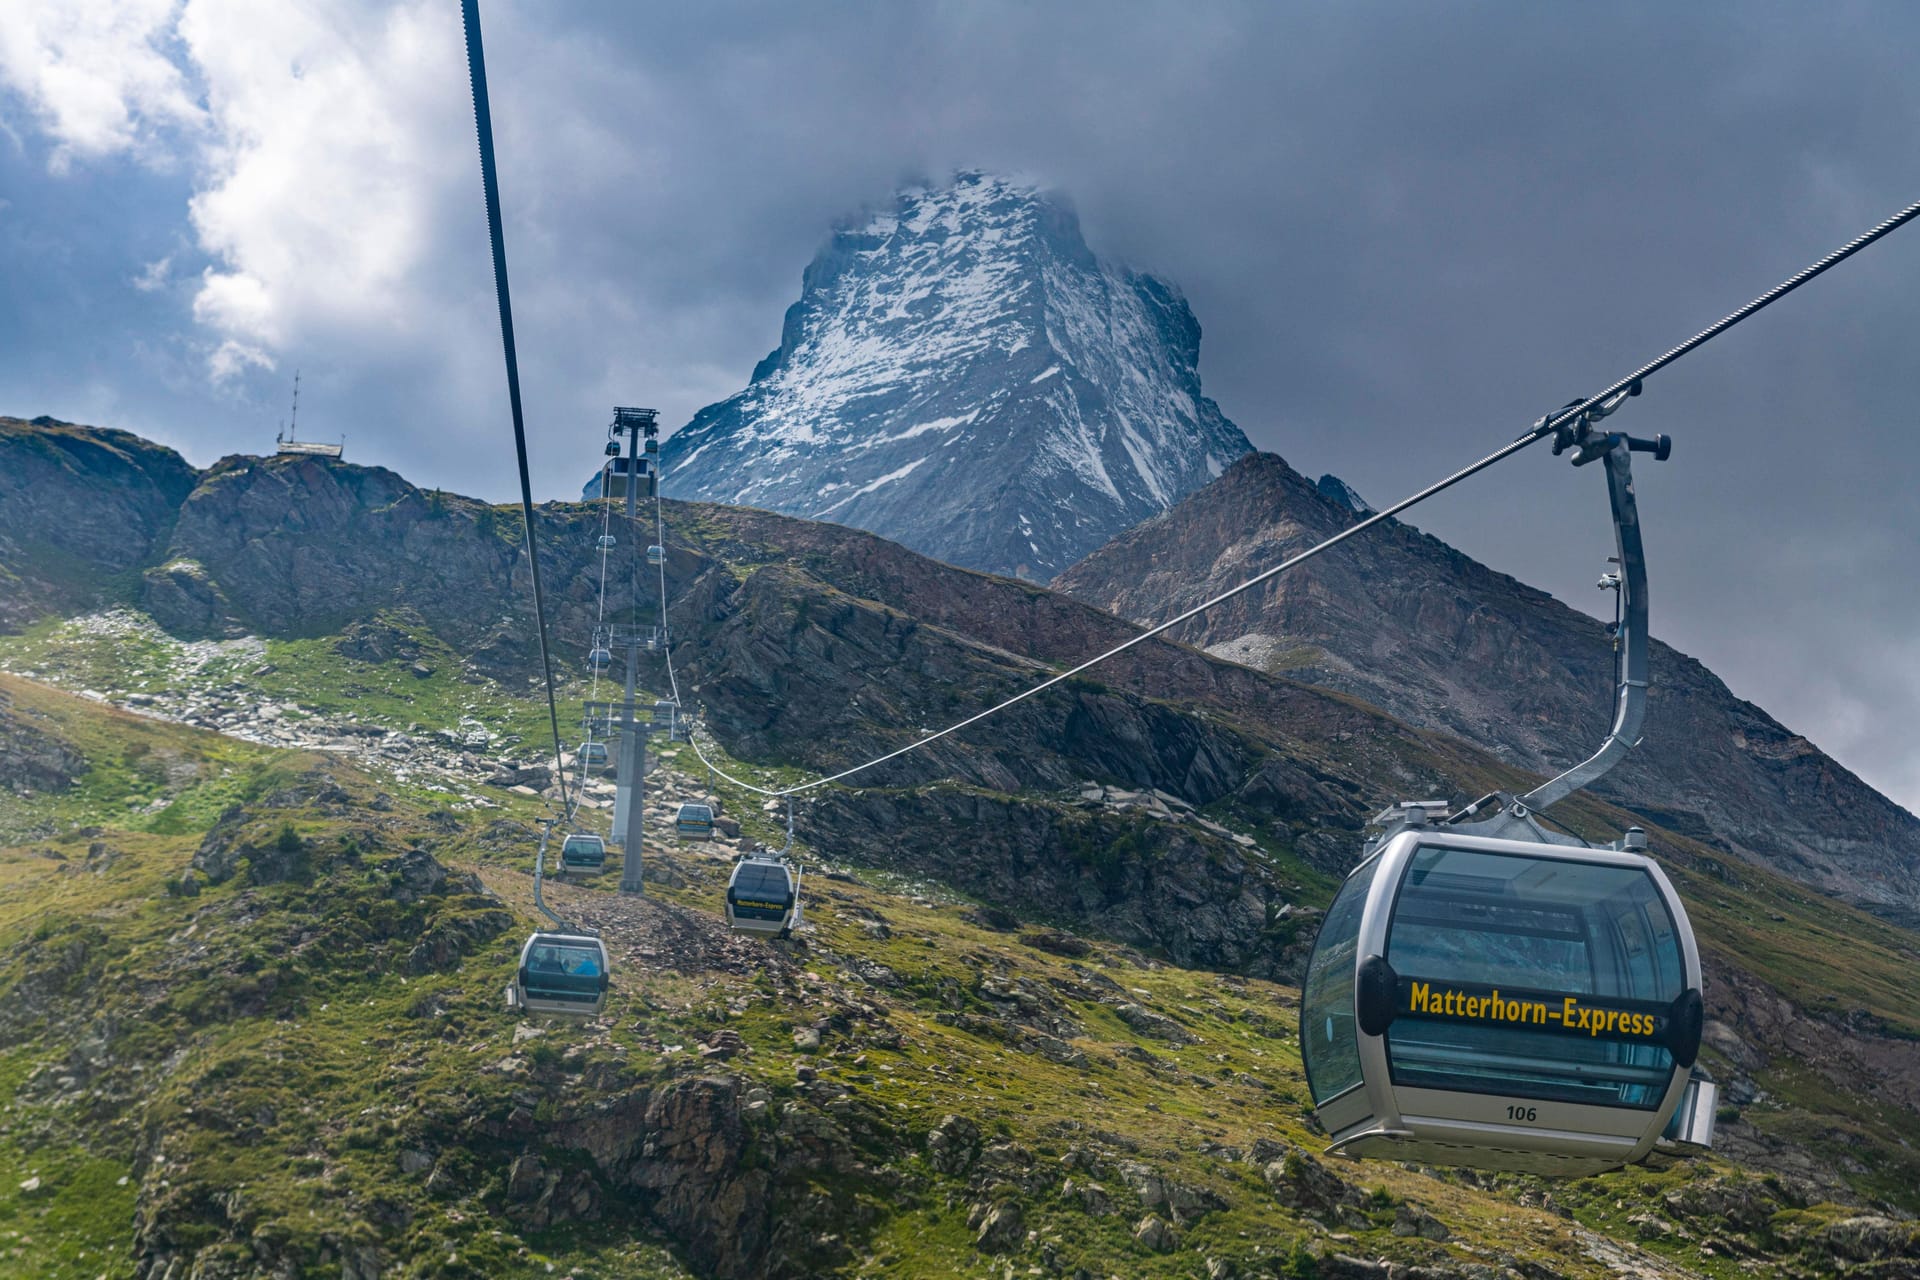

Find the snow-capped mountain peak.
[{"left": 657, "top": 171, "right": 1253, "bottom": 578}]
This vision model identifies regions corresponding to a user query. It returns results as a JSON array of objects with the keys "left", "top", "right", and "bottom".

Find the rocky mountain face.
[
  {"left": 1054, "top": 451, "right": 1920, "bottom": 924},
  {"left": 657, "top": 172, "right": 1252, "bottom": 579},
  {"left": 0, "top": 416, "right": 198, "bottom": 629}
]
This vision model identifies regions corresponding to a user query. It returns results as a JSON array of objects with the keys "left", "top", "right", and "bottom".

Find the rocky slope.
[
  {"left": 0, "top": 417, "right": 198, "bottom": 630},
  {"left": 8, "top": 418, "right": 1920, "bottom": 1273},
  {"left": 1054, "top": 452, "right": 1920, "bottom": 925},
  {"left": 656, "top": 171, "right": 1252, "bottom": 579},
  {"left": 0, "top": 684, "right": 85, "bottom": 795},
  {"left": 7, "top": 675, "right": 1920, "bottom": 1279}
]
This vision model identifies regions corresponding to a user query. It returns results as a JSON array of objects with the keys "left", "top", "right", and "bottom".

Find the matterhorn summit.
[{"left": 658, "top": 172, "right": 1252, "bottom": 578}]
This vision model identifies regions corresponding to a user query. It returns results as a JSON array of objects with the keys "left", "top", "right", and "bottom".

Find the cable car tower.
[
  {"left": 1301, "top": 387, "right": 1718, "bottom": 1176},
  {"left": 606, "top": 406, "right": 659, "bottom": 895}
]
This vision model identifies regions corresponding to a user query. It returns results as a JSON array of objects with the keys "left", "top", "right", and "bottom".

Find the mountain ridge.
[{"left": 1055, "top": 450, "right": 1920, "bottom": 923}]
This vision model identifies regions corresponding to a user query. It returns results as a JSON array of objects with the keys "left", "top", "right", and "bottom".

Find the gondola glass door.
[{"left": 1381, "top": 844, "right": 1689, "bottom": 1109}]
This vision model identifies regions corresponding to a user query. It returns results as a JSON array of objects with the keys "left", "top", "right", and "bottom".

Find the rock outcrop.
[
  {"left": 0, "top": 416, "right": 198, "bottom": 628},
  {"left": 0, "top": 686, "right": 85, "bottom": 793},
  {"left": 808, "top": 787, "right": 1298, "bottom": 977}
]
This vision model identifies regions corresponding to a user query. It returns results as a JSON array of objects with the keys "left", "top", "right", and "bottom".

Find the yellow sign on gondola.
[{"left": 1401, "top": 978, "right": 1664, "bottom": 1041}]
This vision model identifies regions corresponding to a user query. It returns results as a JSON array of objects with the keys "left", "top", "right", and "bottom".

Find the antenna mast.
[{"left": 273, "top": 369, "right": 343, "bottom": 460}]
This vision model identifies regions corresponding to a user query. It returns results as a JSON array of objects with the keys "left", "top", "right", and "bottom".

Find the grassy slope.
[
  {"left": 0, "top": 610, "right": 573, "bottom": 759},
  {"left": 0, "top": 685, "right": 1653, "bottom": 1277},
  {"left": 2, "top": 631, "right": 1919, "bottom": 1276}
]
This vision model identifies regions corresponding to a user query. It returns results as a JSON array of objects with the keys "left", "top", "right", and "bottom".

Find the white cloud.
[
  {"left": 176, "top": 0, "right": 478, "bottom": 378},
  {"left": 0, "top": 0, "right": 206, "bottom": 172},
  {"left": 0, "top": 1, "right": 490, "bottom": 382},
  {"left": 0, "top": 0, "right": 783, "bottom": 473},
  {"left": 206, "top": 337, "right": 274, "bottom": 383},
  {"left": 131, "top": 253, "right": 172, "bottom": 291}
]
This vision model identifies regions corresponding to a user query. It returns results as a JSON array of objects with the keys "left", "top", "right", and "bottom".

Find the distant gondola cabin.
[
  {"left": 725, "top": 856, "right": 800, "bottom": 938},
  {"left": 675, "top": 803, "right": 714, "bottom": 839},
  {"left": 511, "top": 932, "right": 609, "bottom": 1016},
  {"left": 559, "top": 833, "right": 606, "bottom": 873}
]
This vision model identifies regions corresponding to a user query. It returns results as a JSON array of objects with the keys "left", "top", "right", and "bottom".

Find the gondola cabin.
[
  {"left": 1301, "top": 826, "right": 1707, "bottom": 1176},
  {"left": 510, "top": 931, "right": 609, "bottom": 1016},
  {"left": 675, "top": 802, "right": 714, "bottom": 839},
  {"left": 647, "top": 544, "right": 665, "bottom": 566},
  {"left": 651, "top": 699, "right": 678, "bottom": 736},
  {"left": 600, "top": 455, "right": 655, "bottom": 501},
  {"left": 725, "top": 855, "right": 801, "bottom": 938},
  {"left": 587, "top": 646, "right": 612, "bottom": 671},
  {"left": 597, "top": 534, "right": 617, "bottom": 551},
  {"left": 559, "top": 832, "right": 606, "bottom": 873},
  {"left": 580, "top": 741, "right": 609, "bottom": 767}
]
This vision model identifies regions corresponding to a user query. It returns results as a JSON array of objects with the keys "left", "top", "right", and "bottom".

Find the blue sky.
[{"left": 3, "top": 1, "right": 1919, "bottom": 811}]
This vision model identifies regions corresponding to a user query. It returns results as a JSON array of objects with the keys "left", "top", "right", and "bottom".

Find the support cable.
[
  {"left": 655, "top": 489, "right": 685, "bottom": 709},
  {"left": 678, "top": 197, "right": 1920, "bottom": 800},
  {"left": 461, "top": 0, "right": 573, "bottom": 819},
  {"left": 561, "top": 461, "right": 618, "bottom": 827},
  {"left": 530, "top": 819, "right": 569, "bottom": 931}
]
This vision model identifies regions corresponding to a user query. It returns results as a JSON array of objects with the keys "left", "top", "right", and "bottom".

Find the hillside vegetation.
[
  {"left": 4, "top": 420, "right": 1920, "bottom": 1276},
  {"left": 4, "top": 669, "right": 1920, "bottom": 1279}
]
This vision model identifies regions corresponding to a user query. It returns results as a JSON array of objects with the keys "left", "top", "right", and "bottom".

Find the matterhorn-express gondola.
[
  {"left": 559, "top": 831, "right": 606, "bottom": 873},
  {"left": 1301, "top": 394, "right": 1717, "bottom": 1175},
  {"left": 724, "top": 853, "right": 802, "bottom": 939},
  {"left": 509, "top": 930, "right": 609, "bottom": 1017}
]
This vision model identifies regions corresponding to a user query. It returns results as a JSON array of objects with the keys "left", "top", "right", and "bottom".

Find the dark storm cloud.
[{"left": 3, "top": 0, "right": 1916, "bottom": 805}]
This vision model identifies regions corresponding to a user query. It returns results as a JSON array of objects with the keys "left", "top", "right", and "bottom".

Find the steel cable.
[
  {"left": 655, "top": 492, "right": 685, "bottom": 710},
  {"left": 461, "top": 0, "right": 573, "bottom": 821}
]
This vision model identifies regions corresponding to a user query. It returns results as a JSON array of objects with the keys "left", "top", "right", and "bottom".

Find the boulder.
[
  {"left": 1019, "top": 929, "right": 1092, "bottom": 958},
  {"left": 973, "top": 1200, "right": 1024, "bottom": 1253},
  {"left": 1118, "top": 1159, "right": 1226, "bottom": 1224},
  {"left": 926, "top": 1114, "right": 982, "bottom": 1175},
  {"left": 1132, "top": 1212, "right": 1177, "bottom": 1252},
  {"left": 1112, "top": 1002, "right": 1195, "bottom": 1045},
  {"left": 1263, "top": 1146, "right": 1361, "bottom": 1217},
  {"left": 1391, "top": 1201, "right": 1450, "bottom": 1240}
]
